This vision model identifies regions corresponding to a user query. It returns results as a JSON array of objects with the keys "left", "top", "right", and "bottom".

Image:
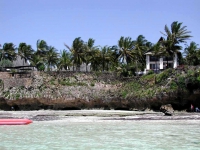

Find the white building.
[
  {"left": 145, "top": 52, "right": 178, "bottom": 71},
  {"left": 145, "top": 37, "right": 179, "bottom": 73}
]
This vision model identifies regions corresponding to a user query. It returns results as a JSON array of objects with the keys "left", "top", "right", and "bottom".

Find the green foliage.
[
  {"left": 38, "top": 64, "right": 45, "bottom": 71},
  {"left": 177, "top": 76, "right": 186, "bottom": 88},
  {"left": 141, "top": 73, "right": 154, "bottom": 80},
  {"left": 156, "top": 69, "right": 173, "bottom": 83},
  {"left": 122, "top": 91, "right": 128, "bottom": 98},
  {"left": 117, "top": 64, "right": 136, "bottom": 77},
  {"left": 50, "top": 78, "right": 55, "bottom": 85},
  {"left": 147, "top": 70, "right": 154, "bottom": 75},
  {"left": 0, "top": 79, "right": 3, "bottom": 87},
  {"left": 94, "top": 71, "right": 102, "bottom": 77},
  {"left": 16, "top": 93, "right": 20, "bottom": 100},
  {"left": 187, "top": 70, "right": 195, "bottom": 76},
  {"left": 170, "top": 81, "right": 178, "bottom": 90},
  {"left": 0, "top": 59, "right": 13, "bottom": 68},
  {"left": 197, "top": 75, "right": 200, "bottom": 82},
  {"left": 3, "top": 91, "right": 10, "bottom": 97},
  {"left": 58, "top": 78, "right": 87, "bottom": 86},
  {"left": 90, "top": 82, "right": 95, "bottom": 86}
]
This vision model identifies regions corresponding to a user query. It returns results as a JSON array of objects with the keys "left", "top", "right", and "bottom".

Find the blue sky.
[{"left": 1, "top": 0, "right": 200, "bottom": 52}]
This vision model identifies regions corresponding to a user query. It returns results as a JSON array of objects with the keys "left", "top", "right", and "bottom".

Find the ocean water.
[{"left": 0, "top": 119, "right": 200, "bottom": 150}]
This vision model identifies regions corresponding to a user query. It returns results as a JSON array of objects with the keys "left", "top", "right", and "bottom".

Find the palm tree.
[
  {"left": 18, "top": 43, "right": 34, "bottom": 66},
  {"left": 133, "top": 35, "right": 152, "bottom": 72},
  {"left": 151, "top": 42, "right": 165, "bottom": 73},
  {"left": 184, "top": 42, "right": 200, "bottom": 65},
  {"left": 100, "top": 46, "right": 115, "bottom": 71},
  {"left": 161, "top": 21, "right": 192, "bottom": 46},
  {"left": 45, "top": 46, "right": 59, "bottom": 71},
  {"left": 161, "top": 21, "right": 192, "bottom": 62},
  {"left": 90, "top": 48, "right": 101, "bottom": 71},
  {"left": 30, "top": 53, "right": 45, "bottom": 71},
  {"left": 84, "top": 38, "right": 97, "bottom": 72},
  {"left": 115, "top": 36, "right": 135, "bottom": 64},
  {"left": 36, "top": 40, "right": 48, "bottom": 56},
  {"left": 64, "top": 37, "right": 85, "bottom": 71},
  {"left": 58, "top": 50, "right": 71, "bottom": 71},
  {"left": 1, "top": 43, "right": 17, "bottom": 61},
  {"left": 160, "top": 21, "right": 192, "bottom": 68}
]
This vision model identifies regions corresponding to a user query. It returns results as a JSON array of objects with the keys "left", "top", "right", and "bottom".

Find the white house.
[
  {"left": 145, "top": 52, "right": 178, "bottom": 71},
  {"left": 145, "top": 37, "right": 179, "bottom": 72}
]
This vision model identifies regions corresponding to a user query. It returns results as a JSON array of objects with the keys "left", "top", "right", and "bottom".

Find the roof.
[{"left": 12, "top": 56, "right": 30, "bottom": 67}]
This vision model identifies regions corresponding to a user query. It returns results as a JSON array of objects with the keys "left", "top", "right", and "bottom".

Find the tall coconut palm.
[
  {"left": 45, "top": 46, "right": 59, "bottom": 71},
  {"left": 133, "top": 35, "right": 152, "bottom": 71},
  {"left": 184, "top": 42, "right": 200, "bottom": 65},
  {"left": 36, "top": 40, "right": 48, "bottom": 57},
  {"left": 90, "top": 48, "right": 101, "bottom": 71},
  {"left": 100, "top": 46, "right": 115, "bottom": 71},
  {"left": 161, "top": 21, "right": 192, "bottom": 56},
  {"left": 115, "top": 36, "right": 135, "bottom": 64},
  {"left": 18, "top": 43, "right": 34, "bottom": 66},
  {"left": 1, "top": 43, "right": 17, "bottom": 61},
  {"left": 58, "top": 50, "right": 71, "bottom": 71},
  {"left": 84, "top": 38, "right": 97, "bottom": 72},
  {"left": 64, "top": 37, "right": 85, "bottom": 71}
]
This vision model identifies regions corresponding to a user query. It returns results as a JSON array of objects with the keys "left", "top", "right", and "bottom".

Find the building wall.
[
  {"left": 146, "top": 54, "right": 178, "bottom": 70},
  {"left": 146, "top": 55, "right": 150, "bottom": 70}
]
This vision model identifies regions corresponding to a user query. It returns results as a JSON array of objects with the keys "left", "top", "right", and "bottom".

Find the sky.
[{"left": 1, "top": 0, "right": 200, "bottom": 52}]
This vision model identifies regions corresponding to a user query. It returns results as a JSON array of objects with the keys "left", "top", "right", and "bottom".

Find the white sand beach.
[{"left": 1, "top": 110, "right": 200, "bottom": 122}]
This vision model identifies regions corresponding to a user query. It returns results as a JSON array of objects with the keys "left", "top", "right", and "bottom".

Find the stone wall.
[
  {"left": 3, "top": 78, "right": 32, "bottom": 90},
  {"left": 0, "top": 72, "right": 11, "bottom": 79},
  {"left": 46, "top": 71, "right": 118, "bottom": 82}
]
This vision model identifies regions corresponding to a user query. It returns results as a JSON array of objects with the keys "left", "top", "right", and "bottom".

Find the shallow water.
[{"left": 0, "top": 120, "right": 200, "bottom": 150}]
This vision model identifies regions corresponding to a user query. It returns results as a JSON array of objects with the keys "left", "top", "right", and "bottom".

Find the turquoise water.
[{"left": 0, "top": 120, "right": 200, "bottom": 150}]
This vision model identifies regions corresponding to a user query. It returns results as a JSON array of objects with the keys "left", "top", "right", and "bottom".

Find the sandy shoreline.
[{"left": 1, "top": 110, "right": 200, "bottom": 122}]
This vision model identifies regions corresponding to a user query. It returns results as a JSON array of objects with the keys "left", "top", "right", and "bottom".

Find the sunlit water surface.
[{"left": 0, "top": 120, "right": 200, "bottom": 150}]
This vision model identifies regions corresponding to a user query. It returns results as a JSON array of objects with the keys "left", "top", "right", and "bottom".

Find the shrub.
[
  {"left": 170, "top": 81, "right": 178, "bottom": 90},
  {"left": 121, "top": 91, "right": 128, "bottom": 98},
  {"left": 38, "top": 64, "right": 45, "bottom": 71},
  {"left": 90, "top": 82, "right": 95, "bottom": 86},
  {"left": 177, "top": 76, "right": 185, "bottom": 88},
  {"left": 16, "top": 93, "right": 20, "bottom": 100},
  {"left": 156, "top": 69, "right": 173, "bottom": 84},
  {"left": 0, "top": 59, "right": 13, "bottom": 71},
  {"left": 50, "top": 79, "right": 55, "bottom": 85},
  {"left": 147, "top": 70, "right": 154, "bottom": 75}
]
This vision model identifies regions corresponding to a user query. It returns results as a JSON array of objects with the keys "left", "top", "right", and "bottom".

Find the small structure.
[
  {"left": 145, "top": 37, "right": 179, "bottom": 73},
  {"left": 4, "top": 66, "right": 35, "bottom": 78},
  {"left": 3, "top": 56, "right": 35, "bottom": 78}
]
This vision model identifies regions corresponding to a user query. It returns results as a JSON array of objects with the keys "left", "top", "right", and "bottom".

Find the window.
[
  {"left": 150, "top": 56, "right": 159, "bottom": 61},
  {"left": 150, "top": 64, "right": 159, "bottom": 70},
  {"left": 163, "top": 56, "right": 173, "bottom": 61}
]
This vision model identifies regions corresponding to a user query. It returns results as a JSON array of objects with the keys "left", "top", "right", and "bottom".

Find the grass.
[{"left": 58, "top": 79, "right": 87, "bottom": 86}]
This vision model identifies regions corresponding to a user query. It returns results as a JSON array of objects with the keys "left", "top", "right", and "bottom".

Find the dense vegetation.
[{"left": 0, "top": 21, "right": 199, "bottom": 76}]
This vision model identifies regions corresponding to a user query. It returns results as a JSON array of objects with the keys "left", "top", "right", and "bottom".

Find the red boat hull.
[{"left": 0, "top": 119, "right": 33, "bottom": 125}]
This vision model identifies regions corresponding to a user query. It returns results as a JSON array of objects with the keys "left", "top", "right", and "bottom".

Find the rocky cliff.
[{"left": 1, "top": 66, "right": 200, "bottom": 111}]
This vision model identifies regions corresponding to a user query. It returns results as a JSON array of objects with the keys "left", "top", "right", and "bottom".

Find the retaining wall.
[
  {"left": 3, "top": 78, "right": 32, "bottom": 90},
  {"left": 0, "top": 72, "right": 11, "bottom": 79}
]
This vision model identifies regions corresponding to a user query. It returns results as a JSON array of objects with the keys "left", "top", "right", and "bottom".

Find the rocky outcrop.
[
  {"left": 160, "top": 104, "right": 174, "bottom": 116},
  {"left": 0, "top": 97, "right": 10, "bottom": 110}
]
